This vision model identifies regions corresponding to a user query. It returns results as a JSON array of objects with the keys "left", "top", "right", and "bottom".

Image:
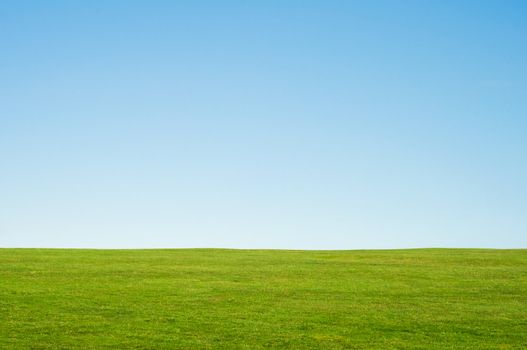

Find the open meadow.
[{"left": 1, "top": 248, "right": 526, "bottom": 349}]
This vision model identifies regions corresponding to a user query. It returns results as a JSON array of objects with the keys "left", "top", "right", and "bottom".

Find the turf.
[{"left": 0, "top": 248, "right": 526, "bottom": 349}]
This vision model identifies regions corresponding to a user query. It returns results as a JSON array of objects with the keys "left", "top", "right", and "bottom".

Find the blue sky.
[{"left": 1, "top": 1, "right": 526, "bottom": 249}]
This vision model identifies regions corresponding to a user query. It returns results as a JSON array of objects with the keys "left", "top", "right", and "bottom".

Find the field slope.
[{"left": 1, "top": 248, "right": 526, "bottom": 349}]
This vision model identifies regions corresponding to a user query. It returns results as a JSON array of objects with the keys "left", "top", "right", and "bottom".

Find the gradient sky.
[{"left": 1, "top": 1, "right": 526, "bottom": 249}]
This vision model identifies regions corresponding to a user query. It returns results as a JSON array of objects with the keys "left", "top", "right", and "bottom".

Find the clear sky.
[{"left": 1, "top": 1, "right": 526, "bottom": 249}]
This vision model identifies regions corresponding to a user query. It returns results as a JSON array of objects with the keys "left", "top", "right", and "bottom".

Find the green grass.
[{"left": 1, "top": 248, "right": 526, "bottom": 349}]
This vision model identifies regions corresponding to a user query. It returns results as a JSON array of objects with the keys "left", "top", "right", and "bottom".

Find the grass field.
[{"left": 1, "top": 248, "right": 526, "bottom": 349}]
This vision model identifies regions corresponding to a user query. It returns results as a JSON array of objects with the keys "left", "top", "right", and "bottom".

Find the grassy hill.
[{"left": 1, "top": 248, "right": 525, "bottom": 349}]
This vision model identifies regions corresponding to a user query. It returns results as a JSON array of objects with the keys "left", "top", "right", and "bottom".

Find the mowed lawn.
[{"left": 0, "top": 249, "right": 526, "bottom": 349}]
